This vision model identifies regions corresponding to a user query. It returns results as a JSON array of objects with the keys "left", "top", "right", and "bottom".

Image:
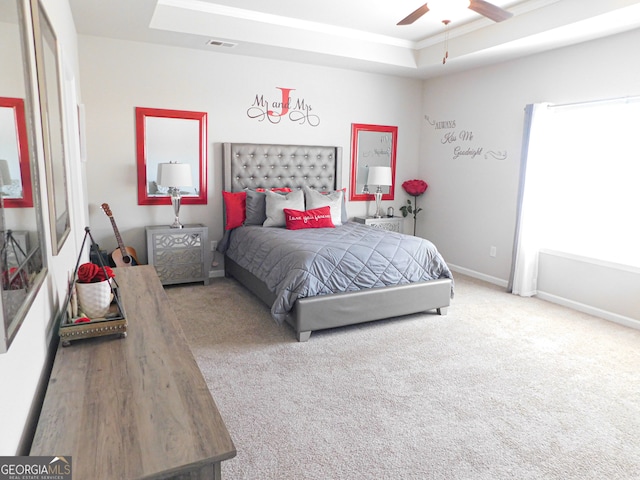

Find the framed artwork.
[
  {"left": 32, "top": 0, "right": 70, "bottom": 255},
  {"left": 1, "top": 0, "right": 47, "bottom": 353}
]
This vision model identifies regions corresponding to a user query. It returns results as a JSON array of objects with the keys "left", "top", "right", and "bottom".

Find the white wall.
[
  {"left": 537, "top": 251, "right": 640, "bottom": 327},
  {"left": 0, "top": 0, "right": 87, "bottom": 455},
  {"left": 420, "top": 28, "right": 640, "bottom": 322},
  {"left": 78, "top": 36, "right": 423, "bottom": 263}
]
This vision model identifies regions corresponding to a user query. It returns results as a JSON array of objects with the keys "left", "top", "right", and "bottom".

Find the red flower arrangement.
[
  {"left": 399, "top": 179, "right": 428, "bottom": 236},
  {"left": 77, "top": 262, "right": 115, "bottom": 283},
  {"left": 402, "top": 179, "right": 428, "bottom": 197},
  {"left": 2, "top": 267, "right": 28, "bottom": 290}
]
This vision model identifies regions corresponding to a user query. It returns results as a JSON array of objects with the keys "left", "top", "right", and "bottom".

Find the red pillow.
[
  {"left": 283, "top": 206, "right": 335, "bottom": 230},
  {"left": 222, "top": 191, "right": 246, "bottom": 230}
]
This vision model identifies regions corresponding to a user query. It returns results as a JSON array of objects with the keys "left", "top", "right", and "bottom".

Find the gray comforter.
[{"left": 224, "top": 222, "right": 453, "bottom": 323}]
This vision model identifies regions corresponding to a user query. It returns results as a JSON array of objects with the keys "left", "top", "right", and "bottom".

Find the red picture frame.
[
  {"left": 349, "top": 123, "right": 397, "bottom": 202},
  {"left": 0, "top": 97, "right": 33, "bottom": 208},
  {"left": 136, "top": 107, "right": 208, "bottom": 205}
]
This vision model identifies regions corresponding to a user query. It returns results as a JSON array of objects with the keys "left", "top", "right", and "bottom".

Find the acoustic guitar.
[{"left": 101, "top": 203, "right": 139, "bottom": 267}]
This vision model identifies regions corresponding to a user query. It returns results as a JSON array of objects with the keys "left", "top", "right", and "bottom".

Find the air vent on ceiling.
[{"left": 206, "top": 39, "right": 237, "bottom": 48}]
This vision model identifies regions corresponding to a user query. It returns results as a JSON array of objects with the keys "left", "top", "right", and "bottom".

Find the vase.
[{"left": 76, "top": 280, "right": 113, "bottom": 318}]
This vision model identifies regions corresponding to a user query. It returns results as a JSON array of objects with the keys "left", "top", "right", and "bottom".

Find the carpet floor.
[{"left": 165, "top": 273, "right": 640, "bottom": 480}]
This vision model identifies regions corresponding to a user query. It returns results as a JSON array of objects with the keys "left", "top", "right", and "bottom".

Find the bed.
[{"left": 221, "top": 142, "right": 453, "bottom": 341}]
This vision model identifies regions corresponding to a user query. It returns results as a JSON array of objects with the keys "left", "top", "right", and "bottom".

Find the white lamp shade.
[
  {"left": 367, "top": 166, "right": 392, "bottom": 186},
  {"left": 157, "top": 162, "right": 193, "bottom": 187}
]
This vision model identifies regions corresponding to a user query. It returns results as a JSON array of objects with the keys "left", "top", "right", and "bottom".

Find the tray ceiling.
[{"left": 68, "top": 0, "right": 640, "bottom": 78}]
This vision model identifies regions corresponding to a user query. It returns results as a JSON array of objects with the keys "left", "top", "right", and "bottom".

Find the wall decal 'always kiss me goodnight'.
[{"left": 426, "top": 114, "right": 507, "bottom": 160}]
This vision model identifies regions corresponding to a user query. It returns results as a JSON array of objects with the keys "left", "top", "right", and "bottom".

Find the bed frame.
[{"left": 222, "top": 142, "right": 452, "bottom": 341}]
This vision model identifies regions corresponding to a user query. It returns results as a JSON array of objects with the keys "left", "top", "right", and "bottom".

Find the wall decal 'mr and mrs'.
[{"left": 247, "top": 87, "right": 320, "bottom": 127}]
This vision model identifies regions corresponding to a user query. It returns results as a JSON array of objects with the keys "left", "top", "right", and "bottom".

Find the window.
[
  {"left": 511, "top": 98, "right": 640, "bottom": 296},
  {"left": 526, "top": 98, "right": 640, "bottom": 268}
]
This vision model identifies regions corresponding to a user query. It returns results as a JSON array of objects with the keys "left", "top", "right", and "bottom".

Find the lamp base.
[
  {"left": 373, "top": 190, "right": 383, "bottom": 218},
  {"left": 169, "top": 188, "right": 184, "bottom": 229}
]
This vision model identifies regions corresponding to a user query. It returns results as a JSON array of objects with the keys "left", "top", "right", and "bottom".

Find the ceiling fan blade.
[
  {"left": 468, "top": 0, "right": 513, "bottom": 22},
  {"left": 397, "top": 3, "right": 430, "bottom": 25}
]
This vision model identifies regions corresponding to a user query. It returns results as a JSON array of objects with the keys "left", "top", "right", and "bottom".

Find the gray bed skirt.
[{"left": 225, "top": 256, "right": 452, "bottom": 342}]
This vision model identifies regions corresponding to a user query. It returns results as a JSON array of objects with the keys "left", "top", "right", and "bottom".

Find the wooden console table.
[{"left": 31, "top": 265, "right": 236, "bottom": 479}]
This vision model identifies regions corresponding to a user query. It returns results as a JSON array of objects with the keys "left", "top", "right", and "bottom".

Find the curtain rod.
[{"left": 549, "top": 95, "right": 640, "bottom": 109}]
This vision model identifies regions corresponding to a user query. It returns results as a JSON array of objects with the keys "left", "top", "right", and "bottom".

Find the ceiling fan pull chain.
[{"left": 442, "top": 19, "right": 451, "bottom": 64}]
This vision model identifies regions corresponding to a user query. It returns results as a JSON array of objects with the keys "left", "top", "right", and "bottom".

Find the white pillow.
[
  {"left": 303, "top": 186, "right": 343, "bottom": 226},
  {"left": 263, "top": 189, "right": 305, "bottom": 227}
]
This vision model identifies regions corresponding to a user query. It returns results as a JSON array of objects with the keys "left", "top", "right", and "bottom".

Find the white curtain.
[{"left": 509, "top": 104, "right": 553, "bottom": 296}]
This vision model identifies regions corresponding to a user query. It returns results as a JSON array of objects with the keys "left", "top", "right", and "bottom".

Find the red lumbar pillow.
[
  {"left": 222, "top": 191, "right": 247, "bottom": 230},
  {"left": 283, "top": 206, "right": 335, "bottom": 230}
]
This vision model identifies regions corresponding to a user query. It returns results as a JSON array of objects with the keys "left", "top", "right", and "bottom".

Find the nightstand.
[
  {"left": 146, "top": 224, "right": 210, "bottom": 285},
  {"left": 352, "top": 216, "right": 403, "bottom": 233}
]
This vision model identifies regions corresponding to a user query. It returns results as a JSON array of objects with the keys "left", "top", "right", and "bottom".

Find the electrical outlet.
[
  {"left": 211, "top": 240, "right": 217, "bottom": 251},
  {"left": 489, "top": 246, "right": 497, "bottom": 257}
]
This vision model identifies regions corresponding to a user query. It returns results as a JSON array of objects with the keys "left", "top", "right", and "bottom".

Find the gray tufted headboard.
[{"left": 223, "top": 143, "right": 343, "bottom": 193}]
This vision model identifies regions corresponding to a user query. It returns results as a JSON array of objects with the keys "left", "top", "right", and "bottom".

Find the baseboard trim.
[
  {"left": 536, "top": 291, "right": 640, "bottom": 331},
  {"left": 447, "top": 264, "right": 640, "bottom": 331},
  {"left": 447, "top": 264, "right": 508, "bottom": 288}
]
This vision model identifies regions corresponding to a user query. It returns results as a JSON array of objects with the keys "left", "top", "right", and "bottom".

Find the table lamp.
[
  {"left": 367, "top": 166, "right": 392, "bottom": 218},
  {"left": 157, "top": 162, "right": 192, "bottom": 228}
]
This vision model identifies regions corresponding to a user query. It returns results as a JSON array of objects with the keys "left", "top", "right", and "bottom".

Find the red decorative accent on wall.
[
  {"left": 349, "top": 123, "right": 397, "bottom": 202},
  {"left": 0, "top": 97, "right": 33, "bottom": 208},
  {"left": 247, "top": 87, "right": 320, "bottom": 126},
  {"left": 136, "top": 107, "right": 208, "bottom": 206}
]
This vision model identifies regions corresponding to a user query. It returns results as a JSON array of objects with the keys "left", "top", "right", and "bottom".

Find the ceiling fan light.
[{"left": 427, "top": 0, "right": 470, "bottom": 21}]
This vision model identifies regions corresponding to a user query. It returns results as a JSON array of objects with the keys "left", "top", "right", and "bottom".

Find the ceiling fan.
[{"left": 397, "top": 0, "right": 513, "bottom": 25}]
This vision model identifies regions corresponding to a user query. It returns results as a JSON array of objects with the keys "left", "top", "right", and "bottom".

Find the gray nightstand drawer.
[
  {"left": 146, "top": 224, "right": 210, "bottom": 285},
  {"left": 353, "top": 216, "right": 402, "bottom": 233}
]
